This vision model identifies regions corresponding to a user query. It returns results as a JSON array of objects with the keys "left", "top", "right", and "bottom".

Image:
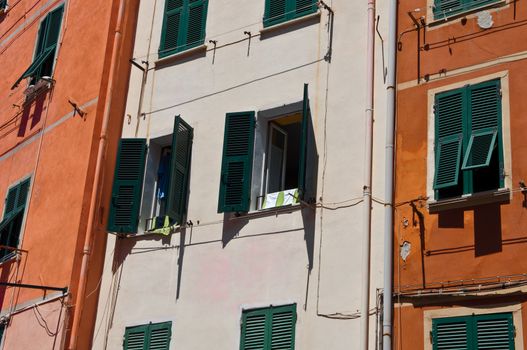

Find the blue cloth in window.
[{"left": 157, "top": 153, "right": 170, "bottom": 199}]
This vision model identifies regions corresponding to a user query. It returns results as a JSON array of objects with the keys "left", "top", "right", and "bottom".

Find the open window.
[
  {"left": 11, "top": 5, "right": 64, "bottom": 90},
  {"left": 218, "top": 84, "right": 314, "bottom": 213},
  {"left": 107, "top": 116, "right": 193, "bottom": 234},
  {"left": 0, "top": 178, "right": 30, "bottom": 261}
]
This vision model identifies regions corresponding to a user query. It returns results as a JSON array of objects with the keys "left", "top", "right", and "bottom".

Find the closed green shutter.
[
  {"left": 461, "top": 79, "right": 501, "bottom": 170},
  {"left": 240, "top": 304, "right": 296, "bottom": 350},
  {"left": 159, "top": 0, "right": 208, "bottom": 58},
  {"left": 166, "top": 116, "right": 193, "bottom": 225},
  {"left": 433, "top": 90, "right": 464, "bottom": 190},
  {"left": 108, "top": 139, "right": 147, "bottom": 233},
  {"left": 124, "top": 322, "right": 171, "bottom": 350},
  {"left": 298, "top": 83, "right": 309, "bottom": 199},
  {"left": 11, "top": 5, "right": 64, "bottom": 89},
  {"left": 218, "top": 112, "right": 255, "bottom": 213},
  {"left": 433, "top": 0, "right": 499, "bottom": 19},
  {"left": 432, "top": 313, "right": 514, "bottom": 350},
  {"left": 263, "top": 0, "right": 317, "bottom": 27}
]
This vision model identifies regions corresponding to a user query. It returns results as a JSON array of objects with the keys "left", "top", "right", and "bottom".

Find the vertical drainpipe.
[
  {"left": 67, "top": 0, "right": 127, "bottom": 348},
  {"left": 360, "top": 0, "right": 376, "bottom": 349},
  {"left": 383, "top": 0, "right": 398, "bottom": 348}
]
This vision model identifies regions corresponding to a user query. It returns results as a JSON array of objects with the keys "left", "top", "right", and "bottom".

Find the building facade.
[
  {"left": 93, "top": 1, "right": 391, "bottom": 349},
  {"left": 394, "top": 0, "right": 527, "bottom": 349},
  {"left": 0, "top": 0, "right": 138, "bottom": 348}
]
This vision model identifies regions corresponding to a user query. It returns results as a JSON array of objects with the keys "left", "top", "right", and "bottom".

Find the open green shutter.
[
  {"left": 4, "top": 187, "right": 17, "bottom": 218},
  {"left": 185, "top": 0, "right": 207, "bottom": 49},
  {"left": 218, "top": 112, "right": 255, "bottom": 213},
  {"left": 108, "top": 139, "right": 147, "bottom": 233},
  {"left": 124, "top": 324, "right": 148, "bottom": 350},
  {"left": 433, "top": 89, "right": 464, "bottom": 190},
  {"left": 166, "top": 116, "right": 193, "bottom": 225},
  {"left": 298, "top": 83, "right": 309, "bottom": 199},
  {"left": 270, "top": 304, "right": 296, "bottom": 350},
  {"left": 240, "top": 308, "right": 269, "bottom": 350},
  {"left": 461, "top": 79, "right": 501, "bottom": 170}
]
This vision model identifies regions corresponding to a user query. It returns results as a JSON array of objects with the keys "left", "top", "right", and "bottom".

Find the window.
[
  {"left": 159, "top": 0, "right": 208, "bottom": 58},
  {"left": 240, "top": 304, "right": 296, "bottom": 350},
  {"left": 218, "top": 84, "right": 311, "bottom": 213},
  {"left": 433, "top": 79, "right": 503, "bottom": 200},
  {"left": 433, "top": 0, "right": 500, "bottom": 19},
  {"left": 0, "top": 0, "right": 7, "bottom": 12},
  {"left": 432, "top": 313, "right": 514, "bottom": 349},
  {"left": 124, "top": 321, "right": 171, "bottom": 350},
  {"left": 0, "top": 178, "right": 30, "bottom": 260},
  {"left": 263, "top": 0, "right": 318, "bottom": 27},
  {"left": 108, "top": 116, "right": 193, "bottom": 234},
  {"left": 11, "top": 5, "right": 64, "bottom": 89}
]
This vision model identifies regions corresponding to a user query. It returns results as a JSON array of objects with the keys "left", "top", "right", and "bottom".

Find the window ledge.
[
  {"left": 429, "top": 0, "right": 506, "bottom": 28},
  {"left": 155, "top": 44, "right": 207, "bottom": 68},
  {"left": 260, "top": 11, "right": 321, "bottom": 36},
  {"left": 233, "top": 202, "right": 305, "bottom": 221},
  {"left": 428, "top": 188, "right": 510, "bottom": 213}
]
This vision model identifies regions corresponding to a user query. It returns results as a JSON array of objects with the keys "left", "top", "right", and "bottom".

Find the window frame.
[
  {"left": 263, "top": 0, "right": 318, "bottom": 28},
  {"left": 158, "top": 0, "right": 209, "bottom": 59},
  {"left": 426, "top": 72, "right": 512, "bottom": 207}
]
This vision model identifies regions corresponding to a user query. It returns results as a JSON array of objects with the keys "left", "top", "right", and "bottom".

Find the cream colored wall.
[{"left": 93, "top": 0, "right": 389, "bottom": 349}]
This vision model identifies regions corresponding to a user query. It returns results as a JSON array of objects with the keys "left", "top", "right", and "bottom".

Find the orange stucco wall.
[
  {"left": 394, "top": 0, "right": 527, "bottom": 349},
  {"left": 0, "top": 0, "right": 138, "bottom": 348}
]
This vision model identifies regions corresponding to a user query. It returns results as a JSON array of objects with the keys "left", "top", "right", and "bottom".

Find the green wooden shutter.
[
  {"left": 264, "top": 0, "right": 317, "bottom": 27},
  {"left": 218, "top": 112, "right": 255, "bottom": 213},
  {"left": 461, "top": 79, "right": 501, "bottom": 170},
  {"left": 240, "top": 304, "right": 296, "bottom": 350},
  {"left": 166, "top": 116, "right": 193, "bottom": 225},
  {"left": 432, "top": 316, "right": 471, "bottom": 350},
  {"left": 186, "top": 0, "right": 207, "bottom": 49},
  {"left": 108, "top": 139, "right": 147, "bottom": 233},
  {"left": 433, "top": 89, "right": 464, "bottom": 190},
  {"left": 240, "top": 309, "right": 267, "bottom": 350},
  {"left": 124, "top": 324, "right": 147, "bottom": 350},
  {"left": 298, "top": 83, "right": 309, "bottom": 199},
  {"left": 434, "top": 0, "right": 499, "bottom": 18},
  {"left": 147, "top": 322, "right": 172, "bottom": 350},
  {"left": 0, "top": 178, "right": 30, "bottom": 259},
  {"left": 475, "top": 313, "right": 514, "bottom": 349},
  {"left": 159, "top": 0, "right": 207, "bottom": 58},
  {"left": 270, "top": 304, "right": 296, "bottom": 349}
]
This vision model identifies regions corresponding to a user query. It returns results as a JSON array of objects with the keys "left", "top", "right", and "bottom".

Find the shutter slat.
[
  {"left": 433, "top": 320, "right": 468, "bottom": 350},
  {"left": 108, "top": 139, "right": 147, "bottom": 233},
  {"left": 476, "top": 316, "right": 513, "bottom": 349},
  {"left": 242, "top": 313, "right": 267, "bottom": 349}
]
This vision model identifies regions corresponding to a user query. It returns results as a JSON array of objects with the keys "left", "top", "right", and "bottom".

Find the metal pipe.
[
  {"left": 67, "top": 0, "right": 127, "bottom": 348},
  {"left": 383, "top": 0, "right": 398, "bottom": 347},
  {"left": 0, "top": 282, "right": 67, "bottom": 294},
  {"left": 360, "top": 0, "right": 376, "bottom": 349}
]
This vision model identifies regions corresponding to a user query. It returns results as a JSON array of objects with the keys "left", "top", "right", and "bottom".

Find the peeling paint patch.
[{"left": 400, "top": 241, "right": 411, "bottom": 261}]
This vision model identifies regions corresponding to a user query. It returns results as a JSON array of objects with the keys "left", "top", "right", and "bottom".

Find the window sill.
[
  {"left": 155, "top": 44, "right": 207, "bottom": 68},
  {"left": 231, "top": 202, "right": 305, "bottom": 221},
  {"left": 428, "top": 188, "right": 511, "bottom": 213},
  {"left": 429, "top": 0, "right": 506, "bottom": 28},
  {"left": 260, "top": 11, "right": 321, "bottom": 36}
]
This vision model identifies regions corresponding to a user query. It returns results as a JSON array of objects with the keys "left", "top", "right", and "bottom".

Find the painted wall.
[
  {"left": 394, "top": 0, "right": 527, "bottom": 348},
  {"left": 0, "top": 0, "right": 139, "bottom": 348},
  {"left": 94, "top": 0, "right": 391, "bottom": 349}
]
